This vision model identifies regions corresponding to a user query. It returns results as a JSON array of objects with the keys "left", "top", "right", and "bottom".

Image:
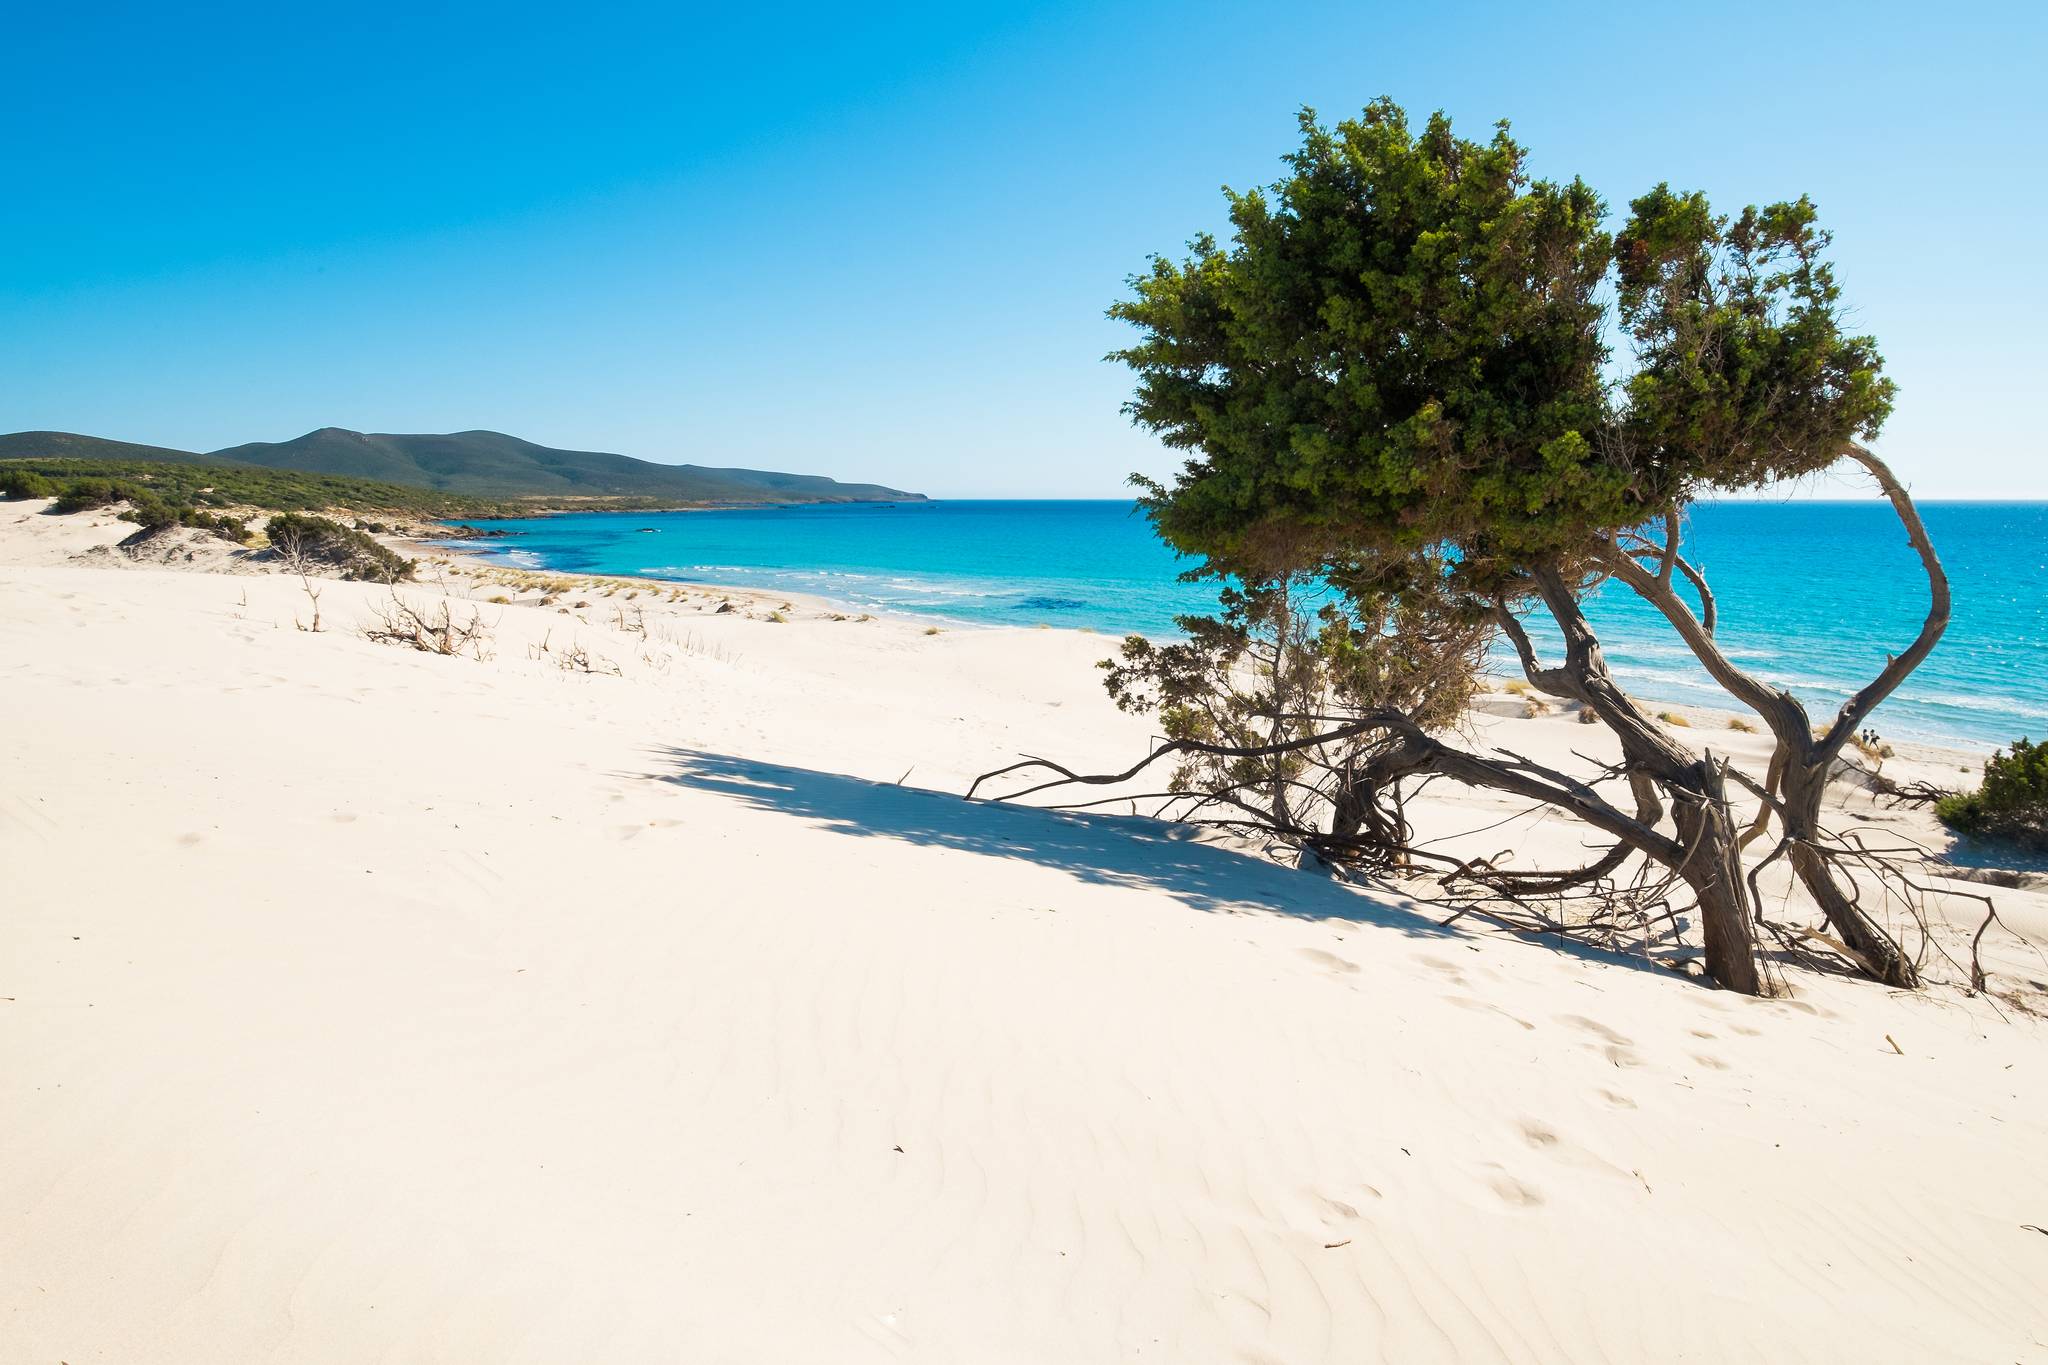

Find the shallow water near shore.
[{"left": 444, "top": 499, "right": 2048, "bottom": 750}]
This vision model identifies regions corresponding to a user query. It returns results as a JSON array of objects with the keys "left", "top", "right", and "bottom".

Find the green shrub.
[
  {"left": 1937, "top": 737, "right": 2048, "bottom": 849},
  {"left": 103, "top": 497, "right": 252, "bottom": 543},
  {"left": 264, "top": 512, "right": 414, "bottom": 583},
  {"left": 0, "top": 468, "right": 54, "bottom": 499},
  {"left": 51, "top": 477, "right": 131, "bottom": 512},
  {"left": 184, "top": 509, "right": 249, "bottom": 542},
  {"left": 118, "top": 491, "right": 183, "bottom": 531}
]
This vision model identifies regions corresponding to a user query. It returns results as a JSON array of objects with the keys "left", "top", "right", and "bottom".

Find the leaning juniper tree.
[{"left": 976, "top": 102, "right": 1954, "bottom": 995}]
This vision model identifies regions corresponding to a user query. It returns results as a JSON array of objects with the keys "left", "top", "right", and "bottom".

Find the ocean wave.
[
  {"left": 666, "top": 563, "right": 798, "bottom": 576},
  {"left": 878, "top": 578, "right": 1008, "bottom": 599},
  {"left": 1606, "top": 664, "right": 1718, "bottom": 689},
  {"left": 1599, "top": 639, "right": 1708, "bottom": 662},
  {"left": 1907, "top": 691, "right": 2048, "bottom": 721}
]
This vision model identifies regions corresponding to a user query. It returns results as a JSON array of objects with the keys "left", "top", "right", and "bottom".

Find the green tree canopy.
[{"left": 1112, "top": 99, "right": 1894, "bottom": 594}]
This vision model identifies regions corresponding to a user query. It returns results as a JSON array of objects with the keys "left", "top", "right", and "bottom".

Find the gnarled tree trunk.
[
  {"left": 1778, "top": 760, "right": 1918, "bottom": 986},
  {"left": 1599, "top": 446, "right": 1947, "bottom": 988},
  {"left": 1671, "top": 764, "right": 1763, "bottom": 995},
  {"left": 1500, "top": 564, "right": 1766, "bottom": 992}
]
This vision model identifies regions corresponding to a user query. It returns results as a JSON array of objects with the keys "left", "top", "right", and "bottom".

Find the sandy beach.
[{"left": 4, "top": 500, "right": 2046, "bottom": 1364}]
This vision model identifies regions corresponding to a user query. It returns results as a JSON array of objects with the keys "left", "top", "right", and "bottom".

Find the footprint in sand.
[
  {"left": 1298, "top": 948, "right": 1359, "bottom": 975},
  {"left": 1295, "top": 1187, "right": 1382, "bottom": 1246},
  {"left": 1596, "top": 1088, "right": 1638, "bottom": 1110},
  {"left": 1560, "top": 1014, "right": 1643, "bottom": 1067},
  {"left": 1558, "top": 1014, "right": 1631, "bottom": 1044},
  {"left": 1446, "top": 995, "right": 1536, "bottom": 1030},
  {"left": 1485, "top": 1169, "right": 1545, "bottom": 1208},
  {"left": 1316, "top": 1192, "right": 1362, "bottom": 1221},
  {"left": 1515, "top": 1117, "right": 1639, "bottom": 1185}
]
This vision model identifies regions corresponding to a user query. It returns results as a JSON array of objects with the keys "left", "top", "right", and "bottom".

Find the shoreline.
[
  {"left": 420, "top": 497, "right": 2048, "bottom": 754},
  {"left": 423, "top": 524, "right": 1124, "bottom": 640},
  {"left": 424, "top": 525, "right": 2006, "bottom": 761}
]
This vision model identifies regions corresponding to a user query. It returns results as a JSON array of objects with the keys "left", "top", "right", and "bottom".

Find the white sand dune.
[{"left": 3, "top": 501, "right": 2046, "bottom": 1363}]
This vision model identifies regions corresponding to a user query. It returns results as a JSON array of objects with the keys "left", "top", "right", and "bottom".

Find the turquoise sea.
[{"left": 444, "top": 500, "right": 2048, "bottom": 751}]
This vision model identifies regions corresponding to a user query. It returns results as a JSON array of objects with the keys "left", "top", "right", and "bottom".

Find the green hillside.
[
  {"left": 0, "top": 457, "right": 515, "bottom": 519},
  {"left": 1, "top": 427, "right": 923, "bottom": 505},
  {"left": 206, "top": 427, "right": 923, "bottom": 502},
  {"left": 0, "top": 430, "right": 219, "bottom": 465}
]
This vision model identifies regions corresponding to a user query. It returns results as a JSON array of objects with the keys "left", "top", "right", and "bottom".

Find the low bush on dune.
[
  {"left": 183, "top": 509, "right": 250, "bottom": 542},
  {"left": 1937, "top": 738, "right": 2048, "bottom": 850},
  {"left": 113, "top": 500, "right": 249, "bottom": 543},
  {"left": 0, "top": 468, "right": 55, "bottom": 499},
  {"left": 46, "top": 478, "right": 251, "bottom": 541},
  {"left": 51, "top": 477, "right": 130, "bottom": 512},
  {"left": 32, "top": 469, "right": 259, "bottom": 543},
  {"left": 119, "top": 491, "right": 183, "bottom": 531},
  {"left": 264, "top": 511, "right": 414, "bottom": 583}
]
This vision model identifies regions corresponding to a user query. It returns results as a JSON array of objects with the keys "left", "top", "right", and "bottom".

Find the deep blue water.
[{"left": 444, "top": 500, "right": 2048, "bottom": 750}]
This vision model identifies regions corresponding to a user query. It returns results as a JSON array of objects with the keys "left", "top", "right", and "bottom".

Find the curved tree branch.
[
  {"left": 1817, "top": 444, "right": 1951, "bottom": 756},
  {"left": 1601, "top": 538, "right": 1800, "bottom": 733},
  {"left": 1617, "top": 528, "right": 1719, "bottom": 635},
  {"left": 1490, "top": 595, "right": 1578, "bottom": 700}
]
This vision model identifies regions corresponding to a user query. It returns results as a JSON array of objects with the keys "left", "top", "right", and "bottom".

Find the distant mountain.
[
  {"left": 0, "top": 427, "right": 923, "bottom": 504},
  {"left": 0, "top": 430, "right": 217, "bottom": 465},
  {"left": 206, "top": 428, "right": 924, "bottom": 502}
]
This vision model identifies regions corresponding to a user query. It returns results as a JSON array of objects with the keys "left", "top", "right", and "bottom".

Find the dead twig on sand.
[
  {"left": 294, "top": 571, "right": 323, "bottom": 633},
  {"left": 362, "top": 593, "right": 493, "bottom": 659}
]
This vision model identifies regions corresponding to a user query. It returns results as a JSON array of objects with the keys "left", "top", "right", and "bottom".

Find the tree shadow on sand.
[
  {"left": 639, "top": 748, "right": 1685, "bottom": 983},
  {"left": 644, "top": 746, "right": 1446, "bottom": 933}
]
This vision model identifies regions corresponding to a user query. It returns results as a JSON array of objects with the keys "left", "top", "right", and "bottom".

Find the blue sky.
[{"left": 4, "top": 1, "right": 2042, "bottom": 497}]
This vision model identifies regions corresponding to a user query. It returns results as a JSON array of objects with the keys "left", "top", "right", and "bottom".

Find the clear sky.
[{"left": 4, "top": 1, "right": 2042, "bottom": 498}]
